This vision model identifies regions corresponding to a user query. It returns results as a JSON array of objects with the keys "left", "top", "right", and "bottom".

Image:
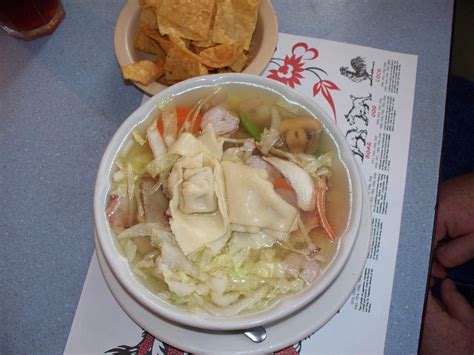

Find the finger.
[
  {"left": 425, "top": 291, "right": 443, "bottom": 314},
  {"left": 436, "top": 174, "right": 474, "bottom": 241},
  {"left": 434, "top": 208, "right": 448, "bottom": 244},
  {"left": 420, "top": 293, "right": 442, "bottom": 355},
  {"left": 440, "top": 279, "right": 474, "bottom": 324},
  {"left": 436, "top": 233, "right": 474, "bottom": 268},
  {"left": 434, "top": 202, "right": 448, "bottom": 244},
  {"left": 430, "top": 259, "right": 446, "bottom": 279},
  {"left": 434, "top": 179, "right": 452, "bottom": 243}
]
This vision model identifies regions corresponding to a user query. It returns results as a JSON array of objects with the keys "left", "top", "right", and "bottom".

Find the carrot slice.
[
  {"left": 272, "top": 176, "right": 293, "bottom": 191},
  {"left": 156, "top": 107, "right": 202, "bottom": 135},
  {"left": 316, "top": 178, "right": 337, "bottom": 240}
]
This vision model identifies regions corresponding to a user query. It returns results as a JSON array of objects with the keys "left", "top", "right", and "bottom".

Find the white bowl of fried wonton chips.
[
  {"left": 94, "top": 74, "right": 364, "bottom": 331},
  {"left": 114, "top": 0, "right": 278, "bottom": 95}
]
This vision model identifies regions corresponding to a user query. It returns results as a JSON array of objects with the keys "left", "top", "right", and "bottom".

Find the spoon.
[{"left": 244, "top": 326, "right": 267, "bottom": 343}]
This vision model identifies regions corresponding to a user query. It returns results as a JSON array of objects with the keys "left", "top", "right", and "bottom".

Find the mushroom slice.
[
  {"left": 279, "top": 117, "right": 322, "bottom": 154},
  {"left": 285, "top": 128, "right": 308, "bottom": 153},
  {"left": 263, "top": 157, "right": 316, "bottom": 211}
]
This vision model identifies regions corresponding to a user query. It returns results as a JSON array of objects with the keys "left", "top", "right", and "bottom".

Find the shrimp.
[
  {"left": 284, "top": 253, "right": 320, "bottom": 284},
  {"left": 106, "top": 194, "right": 130, "bottom": 234},
  {"left": 200, "top": 106, "right": 239, "bottom": 135}
]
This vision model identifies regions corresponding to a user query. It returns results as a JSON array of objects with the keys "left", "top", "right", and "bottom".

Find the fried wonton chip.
[
  {"left": 191, "top": 5, "right": 217, "bottom": 48},
  {"left": 139, "top": 0, "right": 158, "bottom": 8},
  {"left": 155, "top": 15, "right": 187, "bottom": 40},
  {"left": 217, "top": 67, "right": 234, "bottom": 73},
  {"left": 134, "top": 27, "right": 166, "bottom": 58},
  {"left": 190, "top": 44, "right": 205, "bottom": 55},
  {"left": 130, "top": 0, "right": 259, "bottom": 86},
  {"left": 198, "top": 42, "right": 244, "bottom": 68},
  {"left": 142, "top": 27, "right": 172, "bottom": 53},
  {"left": 164, "top": 44, "right": 208, "bottom": 84},
  {"left": 154, "top": 57, "right": 165, "bottom": 75},
  {"left": 229, "top": 52, "right": 248, "bottom": 72},
  {"left": 139, "top": 8, "right": 158, "bottom": 30},
  {"left": 167, "top": 29, "right": 189, "bottom": 49},
  {"left": 157, "top": 0, "right": 215, "bottom": 41},
  {"left": 192, "top": 34, "right": 216, "bottom": 48},
  {"left": 212, "top": 0, "right": 260, "bottom": 50},
  {"left": 121, "top": 60, "right": 165, "bottom": 85}
]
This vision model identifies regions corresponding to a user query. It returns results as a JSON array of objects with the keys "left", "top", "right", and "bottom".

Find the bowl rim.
[
  {"left": 93, "top": 177, "right": 371, "bottom": 353},
  {"left": 94, "top": 73, "right": 363, "bottom": 330},
  {"left": 113, "top": 0, "right": 279, "bottom": 96}
]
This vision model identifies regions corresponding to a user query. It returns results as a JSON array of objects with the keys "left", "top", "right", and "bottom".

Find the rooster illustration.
[{"left": 340, "top": 57, "right": 374, "bottom": 85}]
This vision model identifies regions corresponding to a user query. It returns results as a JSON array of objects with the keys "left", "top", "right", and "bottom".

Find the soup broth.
[{"left": 108, "top": 83, "right": 350, "bottom": 316}]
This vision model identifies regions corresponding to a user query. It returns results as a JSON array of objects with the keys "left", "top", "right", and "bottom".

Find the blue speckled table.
[{"left": 0, "top": 1, "right": 453, "bottom": 353}]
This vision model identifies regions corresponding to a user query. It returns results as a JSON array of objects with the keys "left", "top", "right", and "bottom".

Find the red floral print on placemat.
[
  {"left": 267, "top": 42, "right": 340, "bottom": 121},
  {"left": 105, "top": 330, "right": 305, "bottom": 355}
]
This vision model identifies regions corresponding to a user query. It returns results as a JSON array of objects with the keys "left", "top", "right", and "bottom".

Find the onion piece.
[
  {"left": 117, "top": 222, "right": 172, "bottom": 241},
  {"left": 146, "top": 121, "right": 166, "bottom": 159},
  {"left": 210, "top": 292, "right": 240, "bottom": 307},
  {"left": 270, "top": 106, "right": 281, "bottom": 130},
  {"left": 135, "top": 186, "right": 145, "bottom": 223},
  {"left": 263, "top": 156, "right": 316, "bottom": 211},
  {"left": 162, "top": 104, "right": 177, "bottom": 146},
  {"left": 179, "top": 87, "right": 223, "bottom": 135},
  {"left": 142, "top": 176, "right": 169, "bottom": 225},
  {"left": 126, "top": 163, "right": 136, "bottom": 226},
  {"left": 257, "top": 106, "right": 282, "bottom": 154},
  {"left": 199, "top": 286, "right": 270, "bottom": 317},
  {"left": 259, "top": 128, "right": 280, "bottom": 154},
  {"left": 239, "top": 98, "right": 261, "bottom": 112},
  {"left": 132, "top": 131, "right": 146, "bottom": 146}
]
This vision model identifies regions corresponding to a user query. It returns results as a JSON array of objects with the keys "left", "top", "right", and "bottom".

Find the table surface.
[{"left": 0, "top": 0, "right": 453, "bottom": 353}]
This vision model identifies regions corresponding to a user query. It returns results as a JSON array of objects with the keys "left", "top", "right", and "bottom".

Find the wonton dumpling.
[
  {"left": 180, "top": 166, "right": 217, "bottom": 214},
  {"left": 168, "top": 153, "right": 230, "bottom": 255},
  {"left": 221, "top": 161, "right": 298, "bottom": 233},
  {"left": 198, "top": 125, "right": 224, "bottom": 160},
  {"left": 169, "top": 125, "right": 223, "bottom": 160}
]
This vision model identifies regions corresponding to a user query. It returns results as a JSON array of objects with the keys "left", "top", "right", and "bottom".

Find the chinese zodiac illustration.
[
  {"left": 344, "top": 94, "right": 372, "bottom": 126},
  {"left": 340, "top": 56, "right": 374, "bottom": 85},
  {"left": 345, "top": 127, "right": 368, "bottom": 161}
]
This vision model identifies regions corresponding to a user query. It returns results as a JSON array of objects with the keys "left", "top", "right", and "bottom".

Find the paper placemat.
[{"left": 65, "top": 32, "right": 417, "bottom": 354}]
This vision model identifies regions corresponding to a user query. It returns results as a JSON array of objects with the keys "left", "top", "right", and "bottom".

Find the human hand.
[
  {"left": 434, "top": 173, "right": 474, "bottom": 268},
  {"left": 421, "top": 173, "right": 474, "bottom": 354},
  {"left": 428, "top": 174, "right": 474, "bottom": 285},
  {"left": 421, "top": 280, "right": 474, "bottom": 354}
]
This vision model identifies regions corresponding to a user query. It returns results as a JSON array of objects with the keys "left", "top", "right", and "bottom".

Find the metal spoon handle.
[{"left": 244, "top": 326, "right": 267, "bottom": 343}]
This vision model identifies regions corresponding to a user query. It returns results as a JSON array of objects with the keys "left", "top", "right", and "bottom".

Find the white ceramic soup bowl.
[{"left": 94, "top": 73, "right": 363, "bottom": 331}]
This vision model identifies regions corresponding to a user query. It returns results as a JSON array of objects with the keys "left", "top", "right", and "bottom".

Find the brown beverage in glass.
[{"left": 0, "top": 0, "right": 64, "bottom": 40}]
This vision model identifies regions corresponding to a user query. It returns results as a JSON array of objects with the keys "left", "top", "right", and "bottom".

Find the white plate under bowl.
[{"left": 94, "top": 176, "right": 371, "bottom": 354}]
